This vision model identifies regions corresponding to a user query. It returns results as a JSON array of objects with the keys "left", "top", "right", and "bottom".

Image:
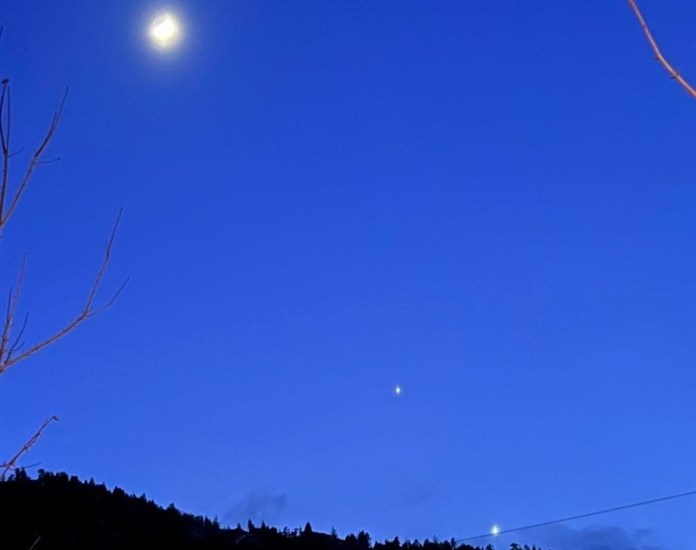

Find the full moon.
[
  {"left": 491, "top": 525, "right": 500, "bottom": 536},
  {"left": 149, "top": 12, "right": 181, "bottom": 49},
  {"left": 394, "top": 385, "right": 402, "bottom": 396}
]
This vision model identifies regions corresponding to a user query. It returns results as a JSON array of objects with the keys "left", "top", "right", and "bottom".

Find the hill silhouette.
[{"left": 0, "top": 470, "right": 542, "bottom": 550}]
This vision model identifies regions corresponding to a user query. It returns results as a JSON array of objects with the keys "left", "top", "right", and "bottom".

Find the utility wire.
[{"left": 457, "top": 489, "right": 696, "bottom": 544}]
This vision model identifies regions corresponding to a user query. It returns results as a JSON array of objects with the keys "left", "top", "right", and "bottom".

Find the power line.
[{"left": 456, "top": 489, "right": 696, "bottom": 544}]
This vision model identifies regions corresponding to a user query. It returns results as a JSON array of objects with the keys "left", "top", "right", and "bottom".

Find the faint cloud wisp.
[
  {"left": 224, "top": 491, "right": 288, "bottom": 526},
  {"left": 524, "top": 524, "right": 665, "bottom": 550}
]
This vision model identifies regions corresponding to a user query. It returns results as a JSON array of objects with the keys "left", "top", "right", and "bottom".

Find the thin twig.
[
  {"left": 36, "top": 157, "right": 62, "bottom": 165},
  {"left": 0, "top": 416, "right": 58, "bottom": 480},
  {"left": 8, "top": 147, "right": 25, "bottom": 159},
  {"left": 27, "top": 534, "right": 42, "bottom": 550},
  {"left": 6, "top": 313, "right": 29, "bottom": 362},
  {"left": 627, "top": 0, "right": 696, "bottom": 99},
  {"left": 0, "top": 257, "right": 25, "bottom": 366}
]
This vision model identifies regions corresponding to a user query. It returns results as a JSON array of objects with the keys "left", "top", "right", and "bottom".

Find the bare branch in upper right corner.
[{"left": 627, "top": 0, "right": 696, "bottom": 99}]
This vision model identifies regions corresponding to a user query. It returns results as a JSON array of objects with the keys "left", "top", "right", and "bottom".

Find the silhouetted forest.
[{"left": 1, "top": 470, "right": 543, "bottom": 550}]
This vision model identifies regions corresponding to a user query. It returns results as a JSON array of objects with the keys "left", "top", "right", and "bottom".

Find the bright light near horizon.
[
  {"left": 394, "top": 385, "right": 402, "bottom": 396},
  {"left": 149, "top": 12, "right": 181, "bottom": 49},
  {"left": 491, "top": 525, "right": 500, "bottom": 536}
]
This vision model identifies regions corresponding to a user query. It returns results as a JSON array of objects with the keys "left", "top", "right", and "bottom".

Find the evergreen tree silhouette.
[{"left": 0, "top": 469, "right": 540, "bottom": 550}]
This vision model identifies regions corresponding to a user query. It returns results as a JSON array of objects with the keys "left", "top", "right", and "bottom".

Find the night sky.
[{"left": 1, "top": 1, "right": 695, "bottom": 549}]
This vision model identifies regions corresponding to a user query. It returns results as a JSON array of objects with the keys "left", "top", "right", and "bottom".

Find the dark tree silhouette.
[{"left": 0, "top": 469, "right": 541, "bottom": 550}]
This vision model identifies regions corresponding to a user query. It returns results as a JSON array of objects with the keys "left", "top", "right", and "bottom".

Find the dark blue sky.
[{"left": 2, "top": 1, "right": 694, "bottom": 549}]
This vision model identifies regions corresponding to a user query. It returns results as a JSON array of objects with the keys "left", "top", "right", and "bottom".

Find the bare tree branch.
[
  {"left": 0, "top": 80, "right": 125, "bottom": 379},
  {"left": 0, "top": 83, "right": 69, "bottom": 232},
  {"left": 0, "top": 415, "right": 59, "bottom": 481},
  {"left": 0, "top": 210, "right": 128, "bottom": 375},
  {"left": 0, "top": 80, "right": 12, "bottom": 219},
  {"left": 628, "top": 0, "right": 696, "bottom": 99}
]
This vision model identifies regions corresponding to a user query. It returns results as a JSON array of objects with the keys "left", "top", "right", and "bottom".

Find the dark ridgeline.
[{"left": 0, "top": 470, "right": 542, "bottom": 550}]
